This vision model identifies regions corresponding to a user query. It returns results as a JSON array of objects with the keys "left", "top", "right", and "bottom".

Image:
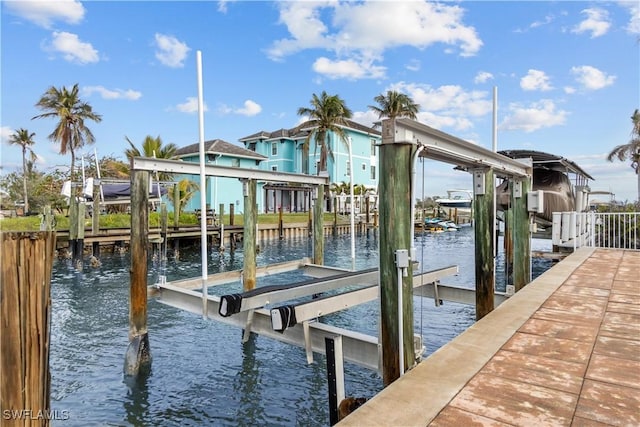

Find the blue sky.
[{"left": 1, "top": 0, "right": 639, "bottom": 202}]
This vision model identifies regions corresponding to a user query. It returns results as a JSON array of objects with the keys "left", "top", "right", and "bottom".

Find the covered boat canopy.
[
  {"left": 496, "top": 150, "right": 594, "bottom": 224},
  {"left": 498, "top": 150, "right": 594, "bottom": 181}
]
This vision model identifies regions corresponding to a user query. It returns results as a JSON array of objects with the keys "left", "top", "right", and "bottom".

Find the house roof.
[
  {"left": 238, "top": 119, "right": 381, "bottom": 142},
  {"left": 174, "top": 139, "right": 267, "bottom": 161}
]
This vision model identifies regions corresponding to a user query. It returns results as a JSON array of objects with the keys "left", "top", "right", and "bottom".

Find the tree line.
[{"left": 2, "top": 83, "right": 638, "bottom": 214}]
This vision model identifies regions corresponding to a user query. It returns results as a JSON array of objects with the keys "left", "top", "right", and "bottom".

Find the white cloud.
[
  {"left": 47, "top": 31, "right": 99, "bottom": 64},
  {"left": 219, "top": 100, "right": 263, "bottom": 117},
  {"left": 380, "top": 82, "right": 491, "bottom": 131},
  {"left": 500, "top": 99, "right": 568, "bottom": 133},
  {"left": 266, "top": 1, "right": 482, "bottom": 80},
  {"left": 0, "top": 126, "right": 13, "bottom": 145},
  {"left": 83, "top": 86, "right": 142, "bottom": 100},
  {"left": 405, "top": 59, "right": 421, "bottom": 72},
  {"left": 572, "top": 8, "right": 611, "bottom": 38},
  {"left": 176, "top": 97, "right": 208, "bottom": 114},
  {"left": 4, "top": 0, "right": 84, "bottom": 29},
  {"left": 236, "top": 100, "right": 262, "bottom": 116},
  {"left": 154, "top": 33, "right": 190, "bottom": 68},
  {"left": 564, "top": 86, "right": 577, "bottom": 94},
  {"left": 217, "top": 0, "right": 236, "bottom": 13},
  {"left": 474, "top": 71, "right": 493, "bottom": 84},
  {"left": 571, "top": 65, "right": 616, "bottom": 90},
  {"left": 312, "top": 56, "right": 386, "bottom": 80},
  {"left": 520, "top": 69, "right": 553, "bottom": 91},
  {"left": 619, "top": 1, "right": 640, "bottom": 34}
]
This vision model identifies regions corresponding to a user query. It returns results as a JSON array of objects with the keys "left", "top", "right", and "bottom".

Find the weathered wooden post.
[
  {"left": 124, "top": 169, "right": 151, "bottom": 377},
  {"left": 512, "top": 178, "right": 531, "bottom": 291},
  {"left": 160, "top": 203, "right": 168, "bottom": 263},
  {"left": 91, "top": 183, "right": 101, "bottom": 258},
  {"left": 312, "top": 185, "right": 325, "bottom": 265},
  {"left": 229, "top": 203, "right": 236, "bottom": 251},
  {"left": 333, "top": 200, "right": 338, "bottom": 236},
  {"left": 39, "top": 205, "right": 55, "bottom": 231},
  {"left": 472, "top": 168, "right": 495, "bottom": 320},
  {"left": 172, "top": 183, "right": 180, "bottom": 229},
  {"left": 243, "top": 179, "right": 257, "bottom": 291},
  {"left": 219, "top": 203, "right": 225, "bottom": 251},
  {"left": 1, "top": 231, "right": 57, "bottom": 425},
  {"left": 278, "top": 206, "right": 284, "bottom": 239},
  {"left": 379, "top": 119, "right": 416, "bottom": 386}
]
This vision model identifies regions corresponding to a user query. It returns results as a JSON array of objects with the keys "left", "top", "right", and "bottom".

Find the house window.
[
  {"left": 361, "top": 163, "right": 366, "bottom": 171},
  {"left": 370, "top": 165, "right": 376, "bottom": 180},
  {"left": 231, "top": 158, "right": 240, "bottom": 168},
  {"left": 271, "top": 165, "right": 278, "bottom": 171},
  {"left": 248, "top": 142, "right": 256, "bottom": 151},
  {"left": 346, "top": 161, "right": 351, "bottom": 176},
  {"left": 371, "top": 139, "right": 376, "bottom": 156},
  {"left": 271, "top": 143, "right": 278, "bottom": 156}
]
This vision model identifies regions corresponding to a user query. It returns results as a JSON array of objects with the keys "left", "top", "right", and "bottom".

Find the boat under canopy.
[{"left": 496, "top": 150, "right": 594, "bottom": 225}]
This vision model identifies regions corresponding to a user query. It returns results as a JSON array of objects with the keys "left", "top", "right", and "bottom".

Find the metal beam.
[
  {"left": 155, "top": 258, "right": 311, "bottom": 291},
  {"left": 220, "top": 268, "right": 378, "bottom": 316},
  {"left": 415, "top": 282, "right": 508, "bottom": 307},
  {"left": 271, "top": 266, "right": 460, "bottom": 327},
  {"left": 132, "top": 157, "right": 329, "bottom": 185},
  {"left": 153, "top": 283, "right": 379, "bottom": 370},
  {"left": 383, "top": 118, "right": 531, "bottom": 179}
]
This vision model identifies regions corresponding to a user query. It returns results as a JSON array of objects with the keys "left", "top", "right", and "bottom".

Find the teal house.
[
  {"left": 239, "top": 119, "right": 382, "bottom": 213},
  {"left": 173, "top": 139, "right": 267, "bottom": 214},
  {"left": 174, "top": 120, "right": 382, "bottom": 214}
]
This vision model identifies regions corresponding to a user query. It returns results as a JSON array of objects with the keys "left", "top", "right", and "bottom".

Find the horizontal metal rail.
[
  {"left": 153, "top": 283, "right": 379, "bottom": 370},
  {"left": 383, "top": 118, "right": 531, "bottom": 179},
  {"left": 219, "top": 267, "right": 378, "bottom": 317},
  {"left": 271, "top": 266, "right": 461, "bottom": 331}
]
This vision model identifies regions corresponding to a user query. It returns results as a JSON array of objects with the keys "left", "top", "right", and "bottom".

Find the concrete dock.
[{"left": 339, "top": 247, "right": 639, "bottom": 426}]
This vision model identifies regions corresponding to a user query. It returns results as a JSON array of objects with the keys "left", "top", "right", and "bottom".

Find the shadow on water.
[{"left": 123, "top": 369, "right": 151, "bottom": 427}]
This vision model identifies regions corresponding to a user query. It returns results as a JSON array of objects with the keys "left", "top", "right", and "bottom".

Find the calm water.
[{"left": 49, "top": 227, "right": 552, "bottom": 426}]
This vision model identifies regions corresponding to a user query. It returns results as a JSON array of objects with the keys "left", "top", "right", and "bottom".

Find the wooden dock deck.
[{"left": 339, "top": 247, "right": 639, "bottom": 426}]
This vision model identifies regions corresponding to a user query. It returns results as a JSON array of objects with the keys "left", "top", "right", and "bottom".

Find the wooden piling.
[
  {"left": 229, "top": 203, "right": 236, "bottom": 251},
  {"left": 92, "top": 180, "right": 100, "bottom": 234},
  {"left": 172, "top": 183, "right": 180, "bottom": 229},
  {"left": 512, "top": 178, "right": 531, "bottom": 291},
  {"left": 1, "top": 231, "right": 56, "bottom": 426},
  {"left": 313, "top": 185, "right": 325, "bottom": 265},
  {"left": 125, "top": 169, "right": 151, "bottom": 377},
  {"left": 473, "top": 168, "right": 495, "bottom": 320},
  {"left": 278, "top": 206, "right": 284, "bottom": 239},
  {"left": 379, "top": 120, "right": 416, "bottom": 386},
  {"left": 243, "top": 179, "right": 257, "bottom": 291}
]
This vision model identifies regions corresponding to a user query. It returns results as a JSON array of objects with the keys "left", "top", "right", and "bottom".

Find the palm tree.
[
  {"left": 125, "top": 135, "right": 178, "bottom": 181},
  {"left": 607, "top": 109, "right": 640, "bottom": 202},
  {"left": 368, "top": 90, "right": 419, "bottom": 124},
  {"left": 32, "top": 84, "right": 102, "bottom": 180},
  {"left": 297, "top": 91, "right": 353, "bottom": 175},
  {"left": 7, "top": 128, "right": 37, "bottom": 213}
]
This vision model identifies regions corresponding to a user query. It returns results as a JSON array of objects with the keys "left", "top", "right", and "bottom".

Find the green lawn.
[{"left": 0, "top": 211, "right": 351, "bottom": 232}]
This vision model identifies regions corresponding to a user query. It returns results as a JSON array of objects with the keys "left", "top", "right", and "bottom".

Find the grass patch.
[{"left": 0, "top": 211, "right": 349, "bottom": 232}]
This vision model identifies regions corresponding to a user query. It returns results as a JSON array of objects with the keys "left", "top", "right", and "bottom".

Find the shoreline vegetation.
[{"left": 0, "top": 212, "right": 353, "bottom": 232}]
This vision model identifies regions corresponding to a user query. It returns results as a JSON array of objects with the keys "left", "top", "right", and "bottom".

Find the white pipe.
[
  {"left": 410, "top": 145, "right": 425, "bottom": 253},
  {"left": 94, "top": 148, "right": 104, "bottom": 202},
  {"left": 397, "top": 265, "right": 404, "bottom": 376},
  {"left": 348, "top": 137, "right": 355, "bottom": 271},
  {"left": 196, "top": 50, "right": 208, "bottom": 317}
]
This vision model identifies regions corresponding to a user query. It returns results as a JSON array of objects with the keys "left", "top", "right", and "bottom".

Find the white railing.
[{"left": 552, "top": 211, "right": 639, "bottom": 250}]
